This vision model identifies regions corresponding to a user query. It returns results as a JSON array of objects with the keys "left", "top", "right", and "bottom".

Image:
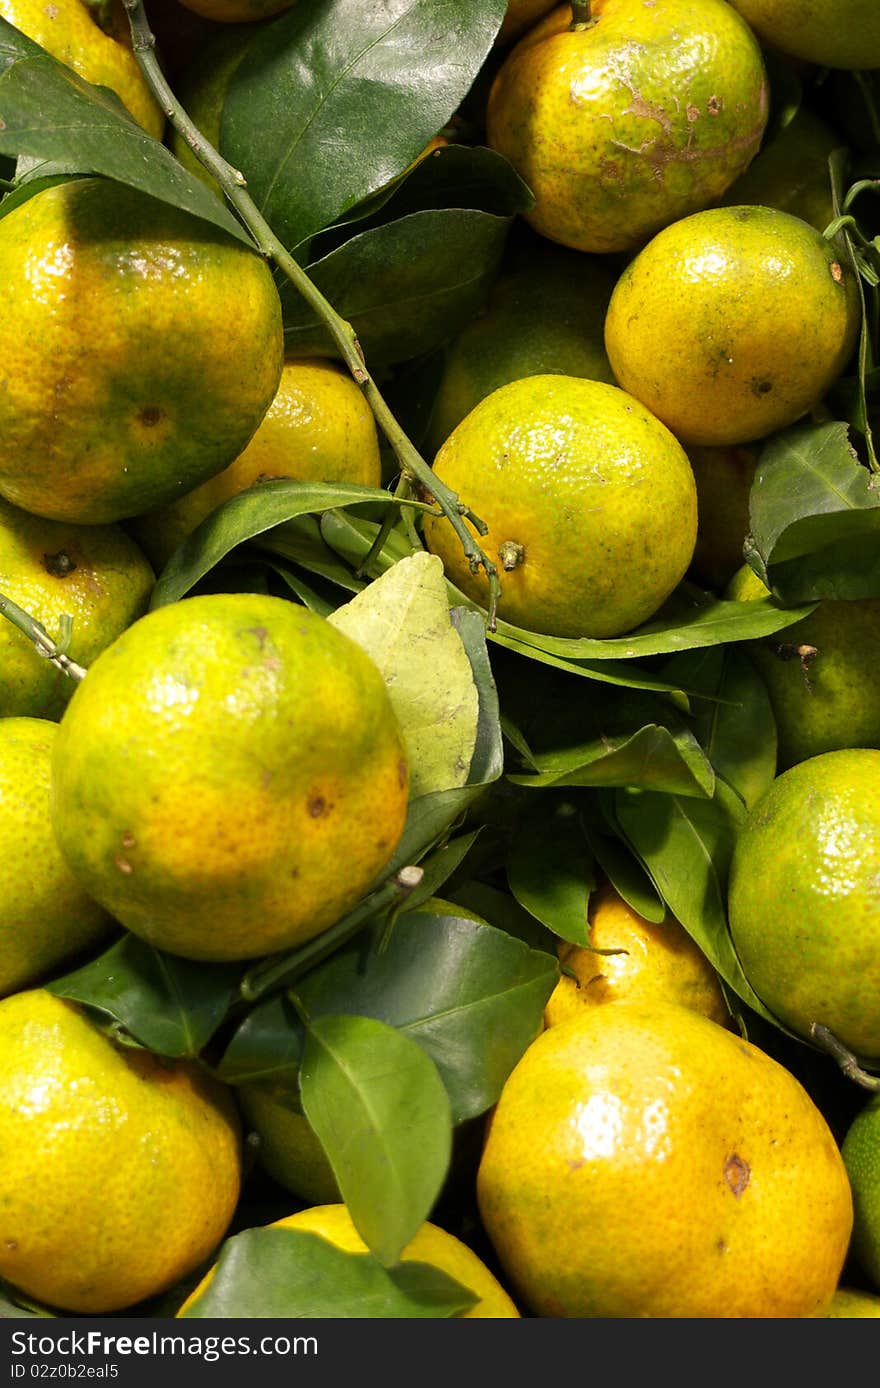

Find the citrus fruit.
[
  {"left": 496, "top": 0, "right": 556, "bottom": 46},
  {"left": 0, "top": 988, "right": 242, "bottom": 1314},
  {"left": 133, "top": 358, "right": 382, "bottom": 571},
  {"left": 686, "top": 445, "right": 758, "bottom": 590},
  {"left": 816, "top": 1288, "right": 880, "bottom": 1317},
  {"left": 236, "top": 1081, "right": 341, "bottom": 1204},
  {"left": 728, "top": 0, "right": 880, "bottom": 70},
  {"left": 0, "top": 0, "right": 164, "bottom": 137},
  {"left": 727, "top": 565, "right": 880, "bottom": 769},
  {"left": 422, "top": 374, "right": 697, "bottom": 638},
  {"left": 0, "top": 176, "right": 284, "bottom": 525},
  {"left": 178, "top": 1204, "right": 520, "bottom": 1318},
  {"left": 720, "top": 105, "right": 841, "bottom": 233},
  {"left": 604, "top": 205, "right": 861, "bottom": 447},
  {"left": 486, "top": 0, "right": 769, "bottom": 255},
  {"left": 841, "top": 1097, "right": 880, "bottom": 1290},
  {"left": 0, "top": 495, "right": 154, "bottom": 720},
  {"left": 50, "top": 592, "right": 409, "bottom": 962},
  {"left": 727, "top": 748, "right": 880, "bottom": 1059},
  {"left": 543, "top": 882, "right": 729, "bottom": 1028},
  {"left": 476, "top": 1000, "right": 853, "bottom": 1317},
  {"left": 0, "top": 719, "right": 112, "bottom": 999},
  {"left": 425, "top": 241, "right": 617, "bottom": 457}
]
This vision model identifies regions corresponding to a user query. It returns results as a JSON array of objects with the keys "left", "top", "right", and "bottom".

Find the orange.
[
  {"left": 0, "top": 495, "right": 154, "bottom": 720},
  {"left": 604, "top": 205, "right": 861, "bottom": 447},
  {"left": 178, "top": 1204, "right": 520, "bottom": 1318},
  {"left": 0, "top": 176, "right": 284, "bottom": 525},
  {"left": 0, "top": 0, "right": 164, "bottom": 138},
  {"left": 543, "top": 882, "right": 729, "bottom": 1028},
  {"left": 817, "top": 1288, "right": 880, "bottom": 1317},
  {"left": 842, "top": 1097, "right": 880, "bottom": 1292},
  {"left": 0, "top": 989, "right": 242, "bottom": 1314},
  {"left": 720, "top": 105, "right": 841, "bottom": 233},
  {"left": 422, "top": 374, "right": 697, "bottom": 638},
  {"left": 133, "top": 358, "right": 382, "bottom": 571},
  {"left": 236, "top": 1081, "right": 341, "bottom": 1204},
  {"left": 496, "top": 0, "right": 556, "bottom": 46},
  {"left": 486, "top": 0, "right": 768, "bottom": 254},
  {"left": 0, "top": 719, "right": 112, "bottom": 999},
  {"left": 727, "top": 565, "right": 880, "bottom": 769},
  {"left": 50, "top": 593, "right": 409, "bottom": 962},
  {"left": 425, "top": 241, "right": 617, "bottom": 456},
  {"left": 727, "top": 748, "right": 880, "bottom": 1059},
  {"left": 728, "top": 0, "right": 880, "bottom": 70},
  {"left": 476, "top": 1000, "right": 853, "bottom": 1317}
]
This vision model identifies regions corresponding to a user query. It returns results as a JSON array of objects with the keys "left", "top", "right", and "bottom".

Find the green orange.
[
  {"left": 423, "top": 374, "right": 697, "bottom": 638},
  {"left": 0, "top": 719, "right": 112, "bottom": 999},
  {"left": 477, "top": 1001, "right": 852, "bottom": 1317},
  {"left": 0, "top": 176, "right": 283, "bottom": 525},
  {"left": 0, "top": 989, "right": 242, "bottom": 1314},
  {"left": 487, "top": 0, "right": 768, "bottom": 254},
  {"left": 51, "top": 593, "right": 409, "bottom": 962},
  {"left": 727, "top": 748, "right": 880, "bottom": 1059},
  {"left": 0, "top": 496, "right": 154, "bottom": 720},
  {"left": 727, "top": 565, "right": 880, "bottom": 769},
  {"left": 133, "top": 358, "right": 382, "bottom": 571},
  {"left": 728, "top": 0, "right": 880, "bottom": 70},
  {"left": 842, "top": 1098, "right": 880, "bottom": 1292},
  {"left": 425, "top": 242, "right": 617, "bottom": 457},
  {"left": 605, "top": 205, "right": 861, "bottom": 446}
]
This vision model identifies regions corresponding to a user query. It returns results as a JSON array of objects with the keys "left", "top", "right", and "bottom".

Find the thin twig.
[
  {"left": 811, "top": 1023, "right": 880, "bottom": 1092},
  {"left": 121, "top": 0, "right": 501, "bottom": 628},
  {"left": 0, "top": 591, "right": 87, "bottom": 681}
]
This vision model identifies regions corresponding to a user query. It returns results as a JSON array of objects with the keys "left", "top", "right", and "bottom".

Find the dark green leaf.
[
  {"left": 579, "top": 819, "right": 666, "bottom": 924},
  {"left": 445, "top": 880, "right": 558, "bottom": 951},
  {"left": 400, "top": 830, "right": 482, "bottom": 911},
  {"left": 614, "top": 781, "right": 775, "bottom": 1018},
  {"left": 281, "top": 209, "right": 510, "bottom": 367},
  {"left": 0, "top": 24, "right": 249, "bottom": 243},
  {"left": 509, "top": 722, "right": 714, "bottom": 797},
  {"left": 45, "top": 934, "right": 241, "bottom": 1058},
  {"left": 257, "top": 515, "right": 368, "bottom": 597},
  {"left": 507, "top": 801, "right": 595, "bottom": 945},
  {"left": 221, "top": 0, "right": 507, "bottom": 250},
  {"left": 299, "top": 1014, "right": 452, "bottom": 1265},
  {"left": 662, "top": 646, "right": 777, "bottom": 809},
  {"left": 746, "top": 419, "right": 880, "bottom": 600},
  {"left": 217, "top": 910, "right": 557, "bottom": 1122},
  {"left": 178, "top": 1228, "right": 477, "bottom": 1318},
  {"left": 148, "top": 481, "right": 396, "bottom": 608},
  {"left": 214, "top": 991, "right": 303, "bottom": 1084}
]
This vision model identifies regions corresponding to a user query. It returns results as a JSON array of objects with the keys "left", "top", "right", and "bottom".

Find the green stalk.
[
  {"left": 570, "top": 1, "right": 597, "bottom": 30},
  {"left": 121, "top": 0, "right": 501, "bottom": 628},
  {"left": 811, "top": 1023, "right": 880, "bottom": 1092},
  {"left": 0, "top": 591, "right": 87, "bottom": 681}
]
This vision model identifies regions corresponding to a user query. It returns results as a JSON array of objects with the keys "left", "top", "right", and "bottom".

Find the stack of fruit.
[{"left": 0, "top": 0, "right": 879, "bottom": 1321}]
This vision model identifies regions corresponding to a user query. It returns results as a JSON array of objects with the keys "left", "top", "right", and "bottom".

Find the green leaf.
[
  {"left": 148, "top": 481, "right": 396, "bottom": 609},
  {"left": 662, "top": 646, "right": 777, "bottom": 809},
  {"left": 299, "top": 1015, "right": 452, "bottom": 1265},
  {"left": 580, "top": 816, "right": 667, "bottom": 925},
  {"left": 281, "top": 209, "right": 510, "bottom": 368},
  {"left": 216, "top": 910, "right": 557, "bottom": 1122},
  {"left": 614, "top": 781, "right": 776, "bottom": 1019},
  {"left": 399, "top": 830, "right": 482, "bottom": 912},
  {"left": 178, "top": 1228, "right": 477, "bottom": 1318},
  {"left": 328, "top": 553, "right": 479, "bottom": 797},
  {"left": 746, "top": 419, "right": 880, "bottom": 601},
  {"left": 507, "top": 801, "right": 595, "bottom": 945},
  {"left": 45, "top": 935, "right": 241, "bottom": 1058},
  {"left": 509, "top": 722, "right": 715, "bottom": 797},
  {"left": 0, "top": 22, "right": 249, "bottom": 243},
  {"left": 220, "top": 0, "right": 508, "bottom": 250}
]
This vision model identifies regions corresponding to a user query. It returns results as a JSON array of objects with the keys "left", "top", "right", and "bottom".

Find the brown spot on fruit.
[
  {"left": 121, "top": 832, "right": 136, "bottom": 850},
  {"left": 707, "top": 96, "right": 722, "bottom": 115},
  {"left": 43, "top": 550, "right": 76, "bottom": 578},
  {"left": 398, "top": 759, "right": 408, "bottom": 789},
  {"left": 139, "top": 406, "right": 162, "bottom": 427},
  {"left": 724, "top": 1153, "right": 750, "bottom": 1197},
  {"left": 308, "top": 795, "right": 327, "bottom": 818},
  {"left": 115, "top": 856, "right": 133, "bottom": 875},
  {"left": 830, "top": 261, "right": 844, "bottom": 284}
]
